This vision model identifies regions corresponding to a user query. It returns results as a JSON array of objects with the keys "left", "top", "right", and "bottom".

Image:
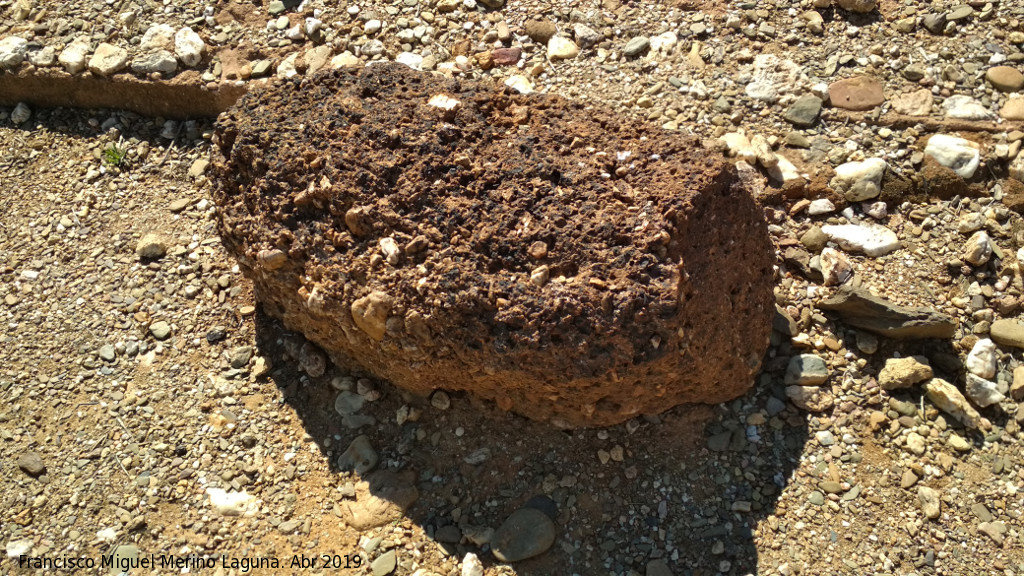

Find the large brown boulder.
[{"left": 211, "top": 63, "right": 774, "bottom": 427}]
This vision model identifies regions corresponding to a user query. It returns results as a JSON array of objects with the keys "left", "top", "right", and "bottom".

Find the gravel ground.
[{"left": 1, "top": 0, "right": 1024, "bottom": 575}]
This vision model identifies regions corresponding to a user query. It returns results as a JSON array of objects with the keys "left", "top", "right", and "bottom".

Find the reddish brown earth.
[{"left": 211, "top": 63, "right": 775, "bottom": 427}]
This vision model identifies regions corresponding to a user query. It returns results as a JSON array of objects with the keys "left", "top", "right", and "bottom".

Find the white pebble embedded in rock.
[{"left": 925, "top": 134, "right": 981, "bottom": 178}]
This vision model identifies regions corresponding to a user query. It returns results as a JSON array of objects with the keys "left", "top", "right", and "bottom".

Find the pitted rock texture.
[{"left": 212, "top": 63, "right": 774, "bottom": 427}]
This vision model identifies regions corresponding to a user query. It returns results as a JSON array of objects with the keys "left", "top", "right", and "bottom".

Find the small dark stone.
[
  {"left": 522, "top": 494, "right": 559, "bottom": 521},
  {"left": 206, "top": 326, "right": 227, "bottom": 343}
]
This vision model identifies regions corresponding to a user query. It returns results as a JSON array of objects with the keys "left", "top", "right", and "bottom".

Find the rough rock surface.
[{"left": 212, "top": 64, "right": 774, "bottom": 427}]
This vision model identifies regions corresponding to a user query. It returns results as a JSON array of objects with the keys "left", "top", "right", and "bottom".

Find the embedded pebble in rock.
[
  {"left": 830, "top": 158, "right": 886, "bottom": 201},
  {"left": 87, "top": 43, "right": 128, "bottom": 76},
  {"left": 942, "top": 95, "right": 994, "bottom": 121},
  {"left": 965, "top": 374, "right": 1005, "bottom": 408},
  {"left": 828, "top": 76, "right": 885, "bottom": 111},
  {"left": 985, "top": 66, "right": 1024, "bottom": 92},
  {"left": 819, "top": 247, "right": 852, "bottom": 286},
  {"left": 891, "top": 89, "right": 934, "bottom": 116},
  {"left": 820, "top": 223, "right": 900, "bottom": 257},
  {"left": 961, "top": 231, "right": 993, "bottom": 267},
  {"left": 136, "top": 234, "right": 167, "bottom": 259},
  {"left": 990, "top": 319, "right": 1024, "bottom": 349},
  {"left": 924, "top": 378, "right": 985, "bottom": 429},
  {"left": 338, "top": 435, "right": 379, "bottom": 474},
  {"left": 206, "top": 488, "right": 259, "bottom": 516},
  {"left": 547, "top": 35, "right": 579, "bottom": 60},
  {"left": 490, "top": 507, "right": 556, "bottom": 562},
  {"left": 878, "top": 356, "right": 932, "bottom": 390},
  {"left": 461, "top": 553, "right": 484, "bottom": 576},
  {"left": 17, "top": 452, "right": 45, "bottom": 477},
  {"left": 925, "top": 134, "right": 981, "bottom": 179},
  {"left": 0, "top": 36, "right": 28, "bottom": 69},
  {"left": 783, "top": 94, "right": 823, "bottom": 127},
  {"left": 10, "top": 102, "right": 30, "bottom": 125},
  {"left": 786, "top": 385, "right": 835, "bottom": 412},
  {"left": 623, "top": 36, "right": 650, "bottom": 58},
  {"left": 965, "top": 338, "right": 997, "bottom": 379},
  {"left": 57, "top": 36, "right": 90, "bottom": 73},
  {"left": 784, "top": 354, "right": 829, "bottom": 385}
]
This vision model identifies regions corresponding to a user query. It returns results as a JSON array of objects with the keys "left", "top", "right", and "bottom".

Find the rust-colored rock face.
[{"left": 211, "top": 63, "right": 774, "bottom": 427}]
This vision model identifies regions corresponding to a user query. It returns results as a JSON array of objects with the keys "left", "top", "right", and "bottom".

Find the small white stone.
[
  {"left": 649, "top": 31, "right": 678, "bottom": 53},
  {"left": 863, "top": 201, "right": 887, "bottom": 220},
  {"left": 962, "top": 230, "right": 993, "bottom": 266},
  {"left": 174, "top": 27, "right": 205, "bottom": 67},
  {"left": 966, "top": 338, "right": 997, "bottom": 379},
  {"left": 330, "top": 51, "right": 362, "bottom": 69},
  {"left": 505, "top": 75, "right": 534, "bottom": 94},
  {"left": 831, "top": 158, "right": 887, "bottom": 201},
  {"left": 925, "top": 134, "right": 981, "bottom": 178},
  {"left": 807, "top": 198, "right": 835, "bottom": 215},
  {"left": 364, "top": 19, "right": 382, "bottom": 34},
  {"left": 965, "top": 373, "right": 1005, "bottom": 408},
  {"left": 140, "top": 24, "right": 176, "bottom": 51},
  {"left": 720, "top": 132, "right": 755, "bottom": 164},
  {"left": 428, "top": 94, "right": 460, "bottom": 111},
  {"left": 395, "top": 52, "right": 423, "bottom": 70},
  {"left": 6, "top": 539, "right": 32, "bottom": 558},
  {"left": 0, "top": 36, "right": 29, "bottom": 70},
  {"left": 942, "top": 95, "right": 995, "bottom": 121},
  {"left": 767, "top": 154, "right": 803, "bottom": 184},
  {"left": 206, "top": 488, "right": 259, "bottom": 517},
  {"left": 58, "top": 36, "right": 91, "bottom": 73},
  {"left": 547, "top": 35, "right": 580, "bottom": 60},
  {"left": 88, "top": 42, "right": 129, "bottom": 76},
  {"left": 461, "top": 553, "right": 484, "bottom": 576},
  {"left": 820, "top": 247, "right": 853, "bottom": 286},
  {"left": 821, "top": 223, "right": 900, "bottom": 257}
]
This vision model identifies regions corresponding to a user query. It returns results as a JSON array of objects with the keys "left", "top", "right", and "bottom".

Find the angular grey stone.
[
  {"left": 819, "top": 285, "right": 956, "bottom": 339},
  {"left": 784, "top": 354, "right": 829, "bottom": 386},
  {"left": 623, "top": 36, "right": 650, "bottom": 57},
  {"left": 131, "top": 50, "right": 177, "bottom": 75},
  {"left": 783, "top": 94, "right": 823, "bottom": 127}
]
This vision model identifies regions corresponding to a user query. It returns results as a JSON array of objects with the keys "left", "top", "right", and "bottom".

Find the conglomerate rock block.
[{"left": 212, "top": 63, "right": 774, "bottom": 427}]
